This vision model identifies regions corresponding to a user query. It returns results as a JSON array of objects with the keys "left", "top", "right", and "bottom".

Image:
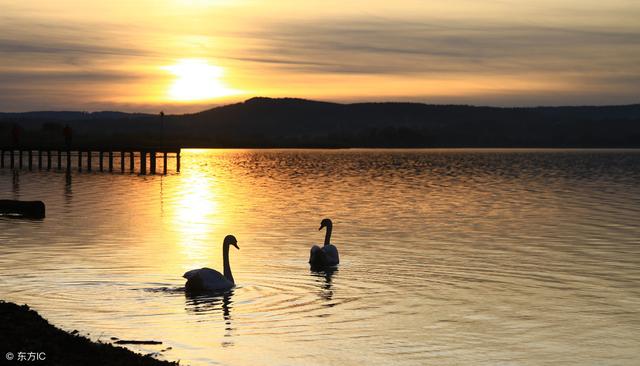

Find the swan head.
[
  {"left": 319, "top": 218, "right": 332, "bottom": 231},
  {"left": 224, "top": 235, "right": 239, "bottom": 250}
]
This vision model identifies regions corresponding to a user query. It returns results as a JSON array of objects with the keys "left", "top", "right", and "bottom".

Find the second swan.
[{"left": 309, "top": 218, "right": 340, "bottom": 269}]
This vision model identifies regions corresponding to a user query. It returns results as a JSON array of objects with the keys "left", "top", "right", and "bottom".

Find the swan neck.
[
  {"left": 324, "top": 224, "right": 332, "bottom": 246},
  {"left": 223, "top": 243, "right": 234, "bottom": 284}
]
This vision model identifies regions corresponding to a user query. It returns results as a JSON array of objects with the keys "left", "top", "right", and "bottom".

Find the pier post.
[
  {"left": 150, "top": 151, "right": 156, "bottom": 174},
  {"left": 57, "top": 151, "right": 61, "bottom": 169},
  {"left": 28, "top": 150, "right": 33, "bottom": 170},
  {"left": 47, "top": 151, "right": 51, "bottom": 170},
  {"left": 66, "top": 150, "right": 71, "bottom": 171},
  {"left": 77, "top": 151, "right": 82, "bottom": 171},
  {"left": 140, "top": 151, "right": 147, "bottom": 175},
  {"left": 176, "top": 151, "right": 180, "bottom": 173},
  {"left": 108, "top": 151, "right": 113, "bottom": 172},
  {"left": 87, "top": 151, "right": 92, "bottom": 171},
  {"left": 163, "top": 152, "right": 168, "bottom": 175},
  {"left": 11, "top": 150, "right": 15, "bottom": 169},
  {"left": 99, "top": 151, "right": 104, "bottom": 172},
  {"left": 120, "top": 151, "right": 125, "bottom": 173},
  {"left": 0, "top": 150, "right": 4, "bottom": 168},
  {"left": 19, "top": 150, "right": 23, "bottom": 169},
  {"left": 38, "top": 150, "right": 42, "bottom": 169},
  {"left": 129, "top": 152, "right": 134, "bottom": 172}
]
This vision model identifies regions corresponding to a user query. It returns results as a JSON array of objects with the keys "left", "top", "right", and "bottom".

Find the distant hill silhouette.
[{"left": 1, "top": 97, "right": 639, "bottom": 148}]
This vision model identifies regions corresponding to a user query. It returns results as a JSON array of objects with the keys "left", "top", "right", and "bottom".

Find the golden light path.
[
  {"left": 172, "top": 165, "right": 220, "bottom": 267},
  {"left": 162, "top": 59, "right": 239, "bottom": 101},
  {"left": 164, "top": 150, "right": 247, "bottom": 275}
]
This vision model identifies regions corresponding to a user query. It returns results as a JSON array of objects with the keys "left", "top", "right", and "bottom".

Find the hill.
[{"left": 1, "top": 97, "right": 639, "bottom": 148}]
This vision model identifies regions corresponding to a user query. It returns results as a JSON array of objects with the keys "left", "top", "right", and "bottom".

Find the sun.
[{"left": 162, "top": 59, "right": 238, "bottom": 101}]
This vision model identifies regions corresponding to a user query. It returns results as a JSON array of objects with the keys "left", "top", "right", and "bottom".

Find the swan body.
[
  {"left": 309, "top": 218, "right": 340, "bottom": 268},
  {"left": 184, "top": 235, "right": 239, "bottom": 292},
  {"left": 183, "top": 268, "right": 233, "bottom": 292}
]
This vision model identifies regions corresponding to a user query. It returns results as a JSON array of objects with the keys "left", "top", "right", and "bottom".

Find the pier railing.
[{"left": 0, "top": 146, "right": 181, "bottom": 175}]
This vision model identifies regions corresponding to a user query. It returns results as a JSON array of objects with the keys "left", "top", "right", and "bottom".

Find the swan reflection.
[
  {"left": 185, "top": 290, "right": 235, "bottom": 345},
  {"left": 310, "top": 268, "right": 337, "bottom": 303}
]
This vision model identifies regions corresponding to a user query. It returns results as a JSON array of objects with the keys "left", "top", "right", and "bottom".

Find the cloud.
[
  {"left": 0, "top": 14, "right": 157, "bottom": 61},
  {"left": 0, "top": 14, "right": 163, "bottom": 111},
  {"left": 0, "top": 37, "right": 150, "bottom": 59},
  {"left": 238, "top": 17, "right": 640, "bottom": 76},
  {"left": 0, "top": 69, "right": 146, "bottom": 84}
]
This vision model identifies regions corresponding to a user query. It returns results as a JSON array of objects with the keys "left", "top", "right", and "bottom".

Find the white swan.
[
  {"left": 309, "top": 218, "right": 340, "bottom": 268},
  {"left": 183, "top": 235, "right": 239, "bottom": 292}
]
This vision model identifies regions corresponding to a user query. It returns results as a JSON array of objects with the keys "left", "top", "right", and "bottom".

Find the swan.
[
  {"left": 309, "top": 218, "right": 340, "bottom": 269},
  {"left": 183, "top": 235, "right": 239, "bottom": 292}
]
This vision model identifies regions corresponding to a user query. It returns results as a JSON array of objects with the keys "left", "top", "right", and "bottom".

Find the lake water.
[{"left": 1, "top": 149, "right": 639, "bottom": 366}]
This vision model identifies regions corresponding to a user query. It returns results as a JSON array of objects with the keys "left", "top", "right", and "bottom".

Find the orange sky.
[{"left": 0, "top": 0, "right": 639, "bottom": 112}]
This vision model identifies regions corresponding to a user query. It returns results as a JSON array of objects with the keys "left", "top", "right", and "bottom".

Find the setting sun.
[{"left": 162, "top": 59, "right": 238, "bottom": 101}]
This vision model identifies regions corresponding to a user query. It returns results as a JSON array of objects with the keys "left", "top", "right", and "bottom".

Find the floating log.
[
  {"left": 113, "top": 340, "right": 162, "bottom": 345},
  {"left": 0, "top": 200, "right": 45, "bottom": 219}
]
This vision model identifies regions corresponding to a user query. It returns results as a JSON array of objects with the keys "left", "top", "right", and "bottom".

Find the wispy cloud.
[
  {"left": 0, "top": 14, "right": 164, "bottom": 111},
  {"left": 238, "top": 18, "right": 640, "bottom": 76}
]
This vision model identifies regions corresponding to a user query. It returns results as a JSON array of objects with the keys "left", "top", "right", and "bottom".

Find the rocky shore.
[{"left": 0, "top": 301, "right": 179, "bottom": 366}]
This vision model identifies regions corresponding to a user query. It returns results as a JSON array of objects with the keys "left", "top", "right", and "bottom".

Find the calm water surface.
[{"left": 1, "top": 149, "right": 639, "bottom": 365}]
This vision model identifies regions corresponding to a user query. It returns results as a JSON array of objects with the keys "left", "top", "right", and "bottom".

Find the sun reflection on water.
[{"left": 168, "top": 168, "right": 221, "bottom": 268}]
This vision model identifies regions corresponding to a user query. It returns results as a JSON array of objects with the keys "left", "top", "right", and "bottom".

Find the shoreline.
[{"left": 0, "top": 301, "right": 178, "bottom": 366}]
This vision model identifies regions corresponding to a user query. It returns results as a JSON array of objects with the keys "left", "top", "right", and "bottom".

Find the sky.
[{"left": 0, "top": 0, "right": 639, "bottom": 112}]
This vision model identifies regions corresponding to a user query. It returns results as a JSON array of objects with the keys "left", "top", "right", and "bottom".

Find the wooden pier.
[{"left": 0, "top": 147, "right": 181, "bottom": 175}]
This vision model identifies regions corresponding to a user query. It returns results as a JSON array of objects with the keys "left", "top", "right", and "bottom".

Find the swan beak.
[
  {"left": 232, "top": 242, "right": 240, "bottom": 250},
  {"left": 318, "top": 226, "right": 323, "bottom": 231}
]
